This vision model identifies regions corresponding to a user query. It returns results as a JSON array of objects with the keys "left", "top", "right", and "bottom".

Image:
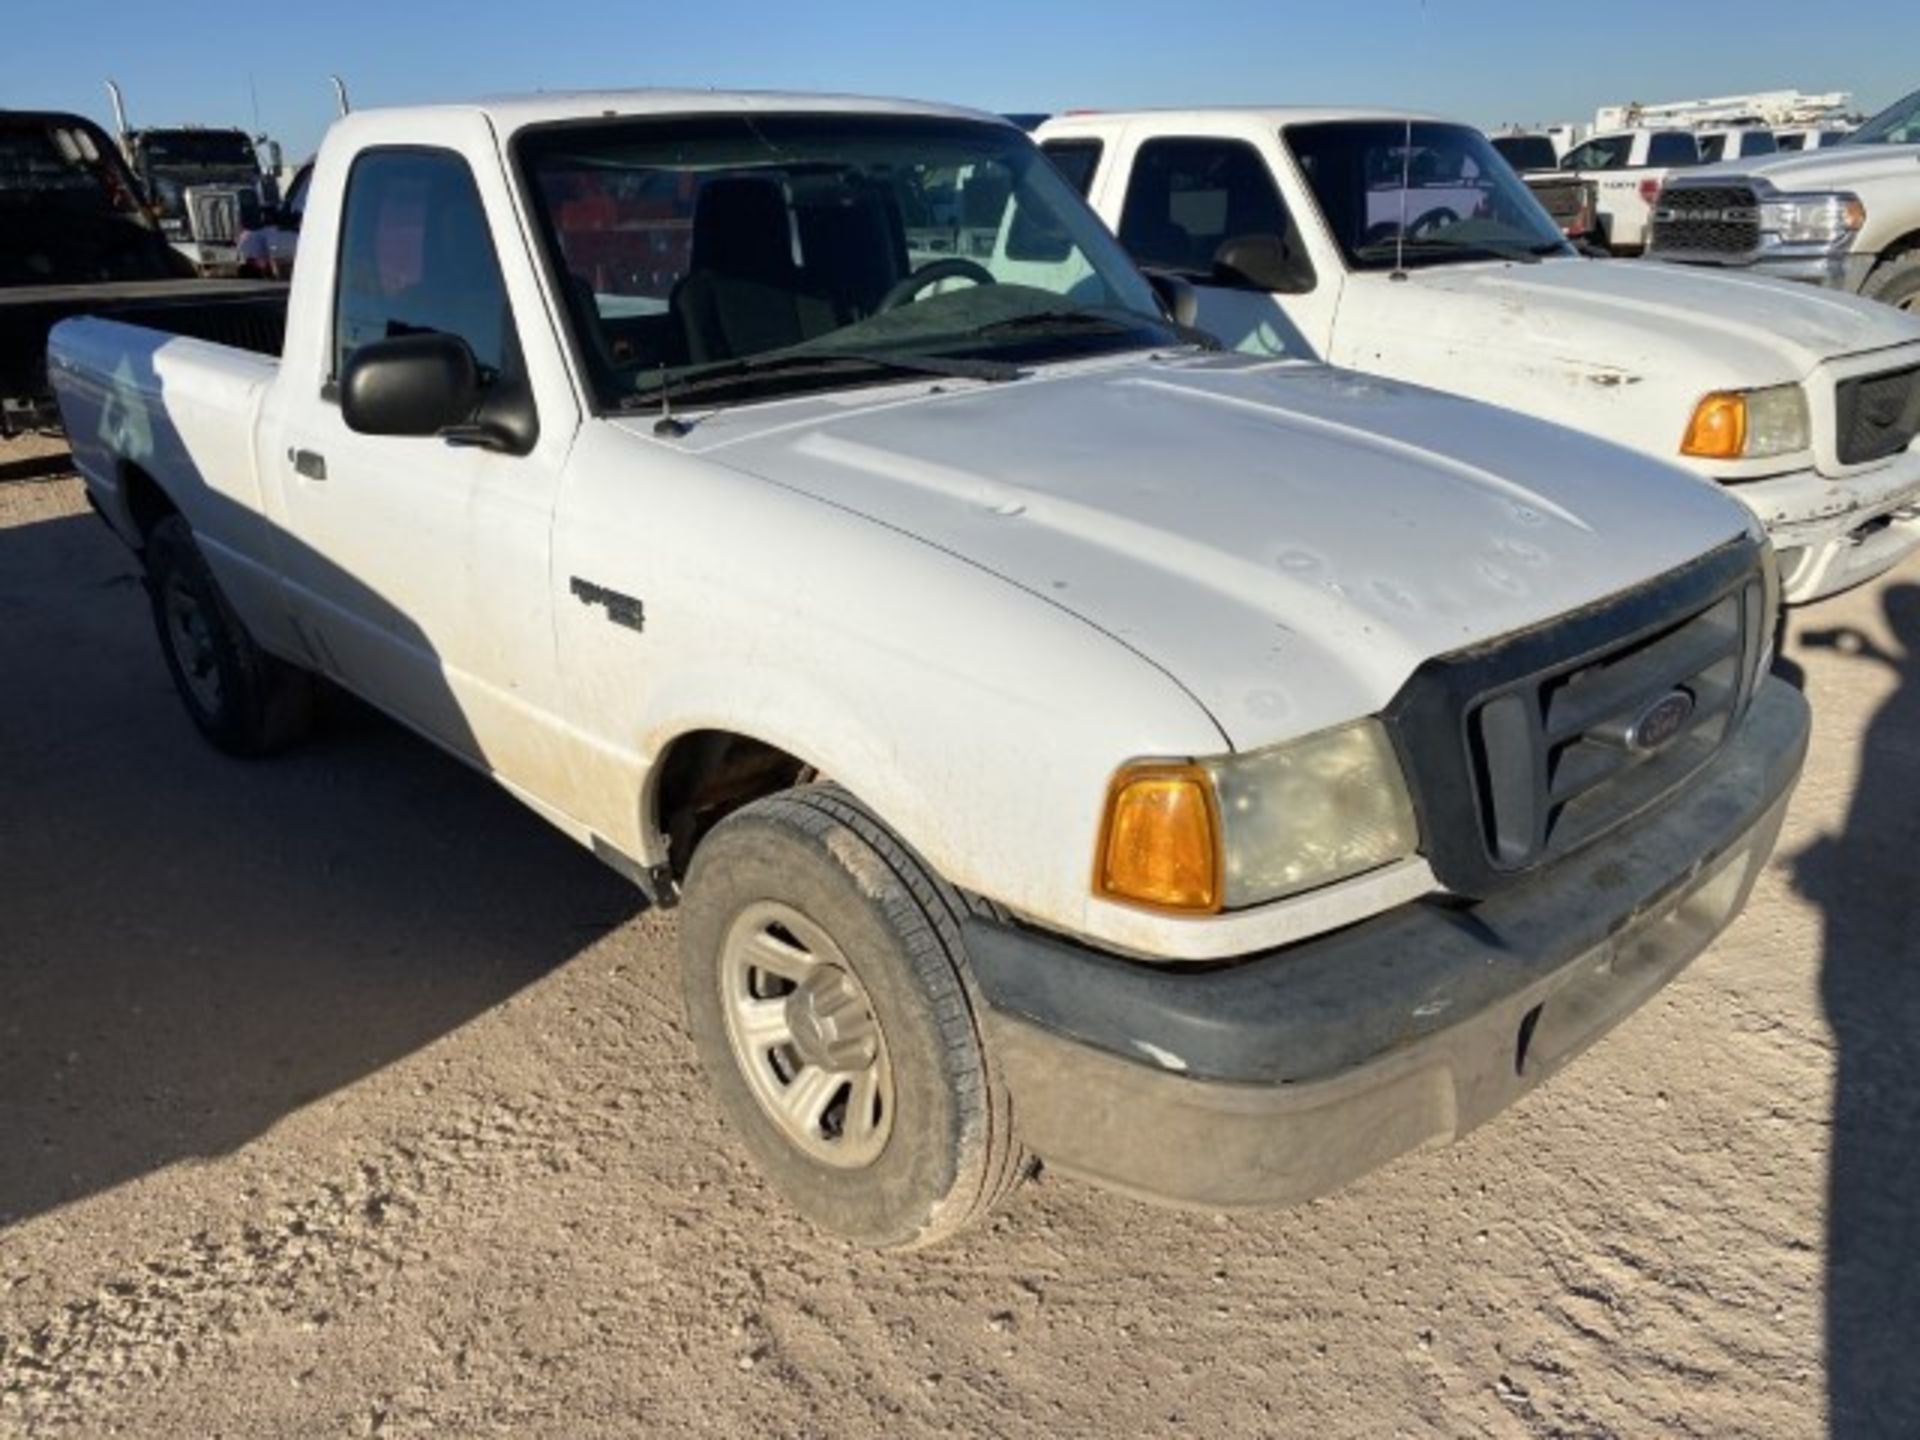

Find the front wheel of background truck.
[
  {"left": 678, "top": 785, "right": 1025, "bottom": 1249},
  {"left": 1862, "top": 251, "right": 1920, "bottom": 314},
  {"left": 145, "top": 514, "right": 315, "bottom": 756}
]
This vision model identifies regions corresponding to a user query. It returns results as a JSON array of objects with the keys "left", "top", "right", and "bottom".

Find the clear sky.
[{"left": 6, "top": 0, "right": 1910, "bottom": 161}]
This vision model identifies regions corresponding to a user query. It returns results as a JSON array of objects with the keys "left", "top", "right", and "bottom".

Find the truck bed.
[{"left": 2, "top": 279, "right": 286, "bottom": 434}]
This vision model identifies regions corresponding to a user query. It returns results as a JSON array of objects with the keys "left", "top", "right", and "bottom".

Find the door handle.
[{"left": 290, "top": 448, "right": 327, "bottom": 481}]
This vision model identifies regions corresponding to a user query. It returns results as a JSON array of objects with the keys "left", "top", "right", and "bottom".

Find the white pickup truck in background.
[
  {"left": 1039, "top": 107, "right": 1920, "bottom": 603},
  {"left": 1557, "top": 127, "right": 1704, "bottom": 254},
  {"left": 50, "top": 91, "right": 1807, "bottom": 1248},
  {"left": 1648, "top": 85, "right": 1920, "bottom": 313}
]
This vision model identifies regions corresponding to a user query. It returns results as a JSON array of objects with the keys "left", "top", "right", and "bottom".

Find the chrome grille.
[
  {"left": 1835, "top": 363, "right": 1920, "bottom": 466},
  {"left": 186, "top": 186, "right": 244, "bottom": 244},
  {"left": 1649, "top": 185, "right": 1760, "bottom": 256}
]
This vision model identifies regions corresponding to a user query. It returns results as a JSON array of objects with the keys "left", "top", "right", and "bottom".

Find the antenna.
[
  {"left": 1391, "top": 116, "right": 1413, "bottom": 282},
  {"left": 654, "top": 364, "right": 690, "bottom": 438},
  {"left": 330, "top": 74, "right": 352, "bottom": 118},
  {"left": 249, "top": 72, "right": 262, "bottom": 137}
]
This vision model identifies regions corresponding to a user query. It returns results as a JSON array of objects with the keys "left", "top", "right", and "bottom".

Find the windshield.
[
  {"left": 1286, "top": 121, "right": 1571, "bottom": 271},
  {"left": 1491, "top": 135, "right": 1558, "bottom": 172},
  {"left": 515, "top": 112, "right": 1175, "bottom": 410},
  {"left": 1846, "top": 88, "right": 1920, "bottom": 146},
  {"left": 140, "top": 130, "right": 260, "bottom": 171}
]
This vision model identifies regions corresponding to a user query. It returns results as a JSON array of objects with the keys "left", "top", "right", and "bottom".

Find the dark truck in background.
[
  {"left": 0, "top": 109, "right": 286, "bottom": 435},
  {"left": 1490, "top": 132, "right": 1600, "bottom": 245}
]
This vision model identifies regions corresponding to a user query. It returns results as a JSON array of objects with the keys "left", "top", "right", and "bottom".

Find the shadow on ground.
[
  {"left": 1792, "top": 583, "right": 1920, "bottom": 1439},
  {"left": 0, "top": 505, "right": 642, "bottom": 1226}
]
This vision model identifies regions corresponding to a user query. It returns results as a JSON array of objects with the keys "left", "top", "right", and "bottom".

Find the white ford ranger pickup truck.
[
  {"left": 49, "top": 92, "right": 1808, "bottom": 1248},
  {"left": 1038, "top": 108, "right": 1920, "bottom": 606}
]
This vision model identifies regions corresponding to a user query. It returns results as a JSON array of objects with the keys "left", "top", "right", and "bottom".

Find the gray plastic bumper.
[{"left": 965, "top": 678, "right": 1810, "bottom": 1210}]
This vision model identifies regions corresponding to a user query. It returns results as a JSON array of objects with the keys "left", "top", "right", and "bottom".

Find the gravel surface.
[{"left": 2, "top": 439, "right": 1915, "bottom": 1438}]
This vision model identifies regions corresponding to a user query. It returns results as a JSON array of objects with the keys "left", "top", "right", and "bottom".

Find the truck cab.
[
  {"left": 120, "top": 126, "right": 274, "bottom": 277},
  {"left": 1039, "top": 107, "right": 1920, "bottom": 604},
  {"left": 1556, "top": 127, "right": 1703, "bottom": 253}
]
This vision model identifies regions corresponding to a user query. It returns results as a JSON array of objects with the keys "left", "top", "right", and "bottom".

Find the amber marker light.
[
  {"left": 1095, "top": 762, "right": 1223, "bottom": 914},
  {"left": 1681, "top": 392, "right": 1748, "bottom": 459}
]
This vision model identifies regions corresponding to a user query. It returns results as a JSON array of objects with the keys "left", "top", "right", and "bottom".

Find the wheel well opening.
[
  {"left": 655, "top": 731, "right": 813, "bottom": 878},
  {"left": 119, "top": 462, "right": 176, "bottom": 545}
]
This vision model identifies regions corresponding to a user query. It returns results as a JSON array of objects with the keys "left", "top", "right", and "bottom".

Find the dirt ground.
[{"left": 0, "top": 434, "right": 1915, "bottom": 1439}]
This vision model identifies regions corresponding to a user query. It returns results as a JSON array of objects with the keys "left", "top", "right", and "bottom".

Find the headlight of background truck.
[
  {"left": 1097, "top": 720, "right": 1421, "bottom": 914},
  {"left": 1682, "top": 384, "right": 1811, "bottom": 461},
  {"left": 1759, "top": 193, "right": 1865, "bottom": 247}
]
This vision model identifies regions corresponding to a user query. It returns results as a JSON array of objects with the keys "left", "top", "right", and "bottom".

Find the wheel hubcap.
[
  {"left": 163, "top": 573, "right": 224, "bottom": 713},
  {"left": 719, "top": 900, "right": 893, "bottom": 1169}
]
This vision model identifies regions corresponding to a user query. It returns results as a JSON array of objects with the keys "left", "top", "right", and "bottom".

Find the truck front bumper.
[
  {"left": 1652, "top": 250, "right": 1876, "bottom": 292},
  {"left": 1731, "top": 448, "right": 1920, "bottom": 605},
  {"left": 963, "top": 679, "right": 1809, "bottom": 1211}
]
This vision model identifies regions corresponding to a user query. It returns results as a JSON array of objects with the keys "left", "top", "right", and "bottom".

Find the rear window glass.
[
  {"left": 1491, "top": 135, "right": 1558, "bottom": 171},
  {"left": 1040, "top": 139, "right": 1104, "bottom": 198},
  {"left": 1649, "top": 132, "right": 1700, "bottom": 167}
]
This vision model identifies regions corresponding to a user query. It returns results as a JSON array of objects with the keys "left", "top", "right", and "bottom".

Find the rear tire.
[
  {"left": 1862, "top": 250, "right": 1920, "bottom": 314},
  {"left": 678, "top": 785, "right": 1024, "bottom": 1249},
  {"left": 145, "top": 514, "right": 314, "bottom": 756}
]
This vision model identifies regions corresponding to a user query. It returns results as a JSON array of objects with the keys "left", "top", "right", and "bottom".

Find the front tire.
[
  {"left": 145, "top": 514, "right": 314, "bottom": 756},
  {"left": 678, "top": 786, "right": 1024, "bottom": 1249},
  {"left": 1862, "top": 250, "right": 1920, "bottom": 314}
]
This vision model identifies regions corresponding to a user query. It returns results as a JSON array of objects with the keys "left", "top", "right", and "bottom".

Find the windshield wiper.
[
  {"left": 969, "top": 306, "right": 1223, "bottom": 352},
  {"left": 619, "top": 348, "right": 1021, "bottom": 417},
  {"left": 1354, "top": 237, "right": 1545, "bottom": 266}
]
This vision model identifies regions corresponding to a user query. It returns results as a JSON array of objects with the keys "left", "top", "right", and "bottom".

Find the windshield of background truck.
[
  {"left": 1846, "top": 88, "right": 1920, "bottom": 146},
  {"left": 516, "top": 113, "right": 1174, "bottom": 408},
  {"left": 1286, "top": 121, "right": 1571, "bottom": 270},
  {"left": 1491, "top": 135, "right": 1558, "bottom": 172},
  {"left": 140, "top": 130, "right": 259, "bottom": 171}
]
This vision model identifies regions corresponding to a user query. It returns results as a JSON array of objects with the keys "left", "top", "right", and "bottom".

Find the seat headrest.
[{"left": 689, "top": 176, "right": 796, "bottom": 282}]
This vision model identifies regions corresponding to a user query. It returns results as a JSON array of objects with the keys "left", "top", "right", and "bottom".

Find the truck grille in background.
[
  {"left": 1385, "top": 542, "right": 1764, "bottom": 900},
  {"left": 187, "top": 187, "right": 244, "bottom": 245},
  {"left": 1648, "top": 185, "right": 1760, "bottom": 256},
  {"left": 1835, "top": 364, "right": 1920, "bottom": 465}
]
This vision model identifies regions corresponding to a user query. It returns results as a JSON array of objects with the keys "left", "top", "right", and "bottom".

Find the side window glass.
[
  {"left": 1040, "top": 140, "right": 1104, "bottom": 199},
  {"left": 1648, "top": 133, "right": 1699, "bottom": 167},
  {"left": 1118, "top": 137, "right": 1288, "bottom": 276},
  {"left": 334, "top": 149, "right": 512, "bottom": 381}
]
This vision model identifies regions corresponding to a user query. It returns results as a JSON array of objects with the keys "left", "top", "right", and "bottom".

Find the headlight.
[
  {"left": 1759, "top": 193, "right": 1865, "bottom": 246},
  {"left": 1096, "top": 719, "right": 1420, "bottom": 914},
  {"left": 1681, "top": 384, "right": 1810, "bottom": 460}
]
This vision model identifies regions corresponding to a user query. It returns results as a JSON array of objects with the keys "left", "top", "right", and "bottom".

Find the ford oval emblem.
[{"left": 1630, "top": 690, "right": 1695, "bottom": 752}]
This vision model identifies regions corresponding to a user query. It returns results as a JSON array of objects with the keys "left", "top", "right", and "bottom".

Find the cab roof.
[
  {"left": 345, "top": 89, "right": 1010, "bottom": 136},
  {"left": 1036, "top": 105, "right": 1452, "bottom": 131}
]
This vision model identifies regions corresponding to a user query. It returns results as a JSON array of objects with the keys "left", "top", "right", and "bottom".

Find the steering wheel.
[
  {"left": 1361, "top": 206, "right": 1458, "bottom": 248},
  {"left": 877, "top": 257, "right": 996, "bottom": 313}
]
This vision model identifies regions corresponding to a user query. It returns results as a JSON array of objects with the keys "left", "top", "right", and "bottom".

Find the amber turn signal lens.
[
  {"left": 1096, "top": 764, "right": 1222, "bottom": 913},
  {"left": 1682, "top": 392, "right": 1748, "bottom": 459}
]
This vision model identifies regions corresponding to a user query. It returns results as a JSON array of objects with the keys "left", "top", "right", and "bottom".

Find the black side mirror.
[
  {"left": 1212, "top": 233, "right": 1314, "bottom": 295},
  {"left": 1144, "top": 269, "right": 1200, "bottom": 328},
  {"left": 341, "top": 333, "right": 480, "bottom": 438}
]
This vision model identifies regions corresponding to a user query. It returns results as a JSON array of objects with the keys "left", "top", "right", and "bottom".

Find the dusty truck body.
[
  {"left": 1039, "top": 107, "right": 1920, "bottom": 605},
  {"left": 0, "top": 109, "right": 284, "bottom": 435},
  {"left": 50, "top": 91, "right": 1806, "bottom": 1247}
]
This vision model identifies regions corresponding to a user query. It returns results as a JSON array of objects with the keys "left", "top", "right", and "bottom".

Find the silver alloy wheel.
[
  {"left": 719, "top": 899, "right": 893, "bottom": 1169},
  {"left": 162, "top": 571, "right": 224, "bottom": 714}
]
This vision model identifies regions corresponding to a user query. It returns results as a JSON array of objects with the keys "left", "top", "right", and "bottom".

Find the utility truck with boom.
[{"left": 49, "top": 91, "right": 1807, "bottom": 1247}]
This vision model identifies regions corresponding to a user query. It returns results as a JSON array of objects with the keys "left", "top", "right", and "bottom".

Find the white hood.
[
  {"left": 1701, "top": 142, "right": 1920, "bottom": 193},
  {"left": 1353, "top": 255, "right": 1920, "bottom": 383},
  {"left": 630, "top": 354, "right": 1755, "bottom": 746}
]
